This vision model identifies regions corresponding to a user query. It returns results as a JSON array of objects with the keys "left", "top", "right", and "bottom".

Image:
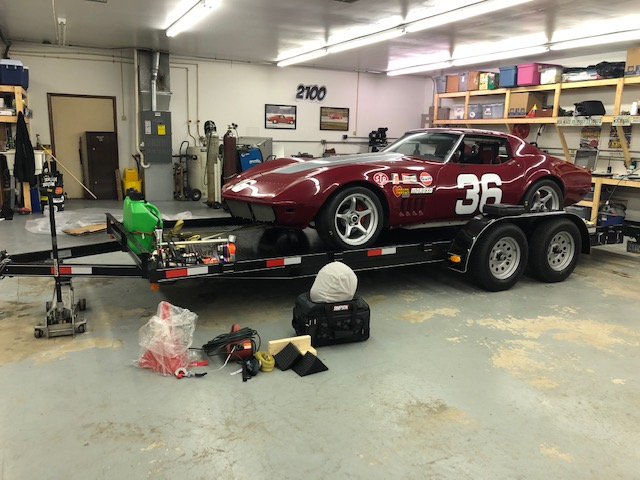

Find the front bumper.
[{"left": 226, "top": 200, "right": 276, "bottom": 223}]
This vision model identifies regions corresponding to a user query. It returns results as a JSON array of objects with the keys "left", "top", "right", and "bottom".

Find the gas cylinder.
[
  {"left": 205, "top": 121, "right": 221, "bottom": 206},
  {"left": 223, "top": 124, "right": 238, "bottom": 181},
  {"left": 123, "top": 193, "right": 163, "bottom": 255}
]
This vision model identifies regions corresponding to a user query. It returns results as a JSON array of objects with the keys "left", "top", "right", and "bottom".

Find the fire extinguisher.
[{"left": 223, "top": 124, "right": 238, "bottom": 181}]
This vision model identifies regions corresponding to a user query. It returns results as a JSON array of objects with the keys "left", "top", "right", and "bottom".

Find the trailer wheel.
[
  {"left": 470, "top": 223, "right": 528, "bottom": 291},
  {"left": 528, "top": 218, "right": 581, "bottom": 283},
  {"left": 317, "top": 186, "right": 383, "bottom": 249}
]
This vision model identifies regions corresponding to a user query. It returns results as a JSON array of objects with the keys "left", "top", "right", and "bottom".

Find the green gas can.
[{"left": 123, "top": 195, "right": 163, "bottom": 255}]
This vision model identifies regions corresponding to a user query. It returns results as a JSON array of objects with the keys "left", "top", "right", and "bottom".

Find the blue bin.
[
  {"left": 22, "top": 66, "right": 29, "bottom": 90},
  {"left": 239, "top": 147, "right": 263, "bottom": 171},
  {"left": 499, "top": 65, "right": 518, "bottom": 88},
  {"left": 0, "top": 59, "right": 24, "bottom": 86}
]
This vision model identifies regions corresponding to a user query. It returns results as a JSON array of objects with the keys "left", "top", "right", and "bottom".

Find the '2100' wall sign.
[{"left": 296, "top": 84, "right": 327, "bottom": 102}]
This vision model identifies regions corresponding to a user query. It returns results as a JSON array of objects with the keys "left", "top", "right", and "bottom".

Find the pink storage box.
[{"left": 517, "top": 63, "right": 560, "bottom": 86}]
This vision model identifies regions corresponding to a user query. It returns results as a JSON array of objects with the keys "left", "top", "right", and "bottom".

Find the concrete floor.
[{"left": 1, "top": 200, "right": 639, "bottom": 479}]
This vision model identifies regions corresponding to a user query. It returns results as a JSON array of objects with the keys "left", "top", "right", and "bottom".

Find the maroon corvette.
[{"left": 222, "top": 128, "right": 592, "bottom": 249}]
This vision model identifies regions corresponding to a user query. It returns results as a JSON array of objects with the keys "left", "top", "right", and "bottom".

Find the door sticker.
[{"left": 455, "top": 173, "right": 503, "bottom": 214}]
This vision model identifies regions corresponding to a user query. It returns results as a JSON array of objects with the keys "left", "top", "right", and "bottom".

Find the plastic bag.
[
  {"left": 309, "top": 261, "right": 358, "bottom": 303},
  {"left": 136, "top": 301, "right": 198, "bottom": 375}
]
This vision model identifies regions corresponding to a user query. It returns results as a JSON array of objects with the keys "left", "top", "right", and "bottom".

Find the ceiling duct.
[{"left": 137, "top": 50, "right": 171, "bottom": 111}]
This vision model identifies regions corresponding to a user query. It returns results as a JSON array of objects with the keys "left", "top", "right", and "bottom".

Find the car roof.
[{"left": 404, "top": 127, "right": 516, "bottom": 139}]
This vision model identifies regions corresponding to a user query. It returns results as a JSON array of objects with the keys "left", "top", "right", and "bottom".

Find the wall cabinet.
[{"left": 433, "top": 76, "right": 640, "bottom": 166}]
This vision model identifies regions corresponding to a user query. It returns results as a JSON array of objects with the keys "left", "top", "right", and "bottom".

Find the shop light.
[
  {"left": 452, "top": 45, "right": 549, "bottom": 66},
  {"left": 405, "top": 0, "right": 533, "bottom": 33},
  {"left": 277, "top": 49, "right": 329, "bottom": 68},
  {"left": 387, "top": 61, "right": 453, "bottom": 76},
  {"left": 327, "top": 29, "right": 406, "bottom": 54},
  {"left": 166, "top": 0, "right": 221, "bottom": 38},
  {"left": 550, "top": 30, "right": 640, "bottom": 51}
]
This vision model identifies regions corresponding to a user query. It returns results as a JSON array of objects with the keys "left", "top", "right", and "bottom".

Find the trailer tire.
[
  {"left": 528, "top": 218, "right": 580, "bottom": 283},
  {"left": 470, "top": 223, "right": 528, "bottom": 291}
]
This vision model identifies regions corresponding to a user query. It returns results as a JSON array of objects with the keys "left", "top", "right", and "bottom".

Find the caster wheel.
[
  {"left": 191, "top": 189, "right": 202, "bottom": 202},
  {"left": 212, "top": 202, "right": 221, "bottom": 209},
  {"left": 46, "top": 301, "right": 52, "bottom": 312},
  {"left": 78, "top": 298, "right": 87, "bottom": 311},
  {"left": 76, "top": 324, "right": 86, "bottom": 334},
  {"left": 34, "top": 329, "right": 44, "bottom": 338}
]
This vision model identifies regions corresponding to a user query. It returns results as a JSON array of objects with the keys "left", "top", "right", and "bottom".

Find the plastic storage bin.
[
  {"left": 0, "top": 59, "right": 23, "bottom": 86},
  {"left": 517, "top": 63, "right": 560, "bottom": 86},
  {"left": 499, "top": 65, "right": 518, "bottom": 87},
  {"left": 467, "top": 104, "right": 482, "bottom": 119},
  {"left": 434, "top": 76, "right": 446, "bottom": 94},
  {"left": 22, "top": 66, "right": 29, "bottom": 90},
  {"left": 482, "top": 103, "right": 505, "bottom": 119}
]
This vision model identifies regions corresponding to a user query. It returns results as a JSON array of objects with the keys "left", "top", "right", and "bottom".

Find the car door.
[{"left": 431, "top": 134, "right": 526, "bottom": 220}]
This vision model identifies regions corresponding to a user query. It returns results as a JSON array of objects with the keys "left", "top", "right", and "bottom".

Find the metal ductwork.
[{"left": 137, "top": 50, "right": 171, "bottom": 112}]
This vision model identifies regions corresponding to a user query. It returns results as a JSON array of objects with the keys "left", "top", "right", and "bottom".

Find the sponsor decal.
[
  {"left": 393, "top": 186, "right": 410, "bottom": 197},
  {"left": 373, "top": 172, "right": 389, "bottom": 186},
  {"left": 333, "top": 304, "right": 350, "bottom": 312},
  {"left": 410, "top": 187, "right": 434, "bottom": 194},
  {"left": 419, "top": 172, "right": 433, "bottom": 187}
]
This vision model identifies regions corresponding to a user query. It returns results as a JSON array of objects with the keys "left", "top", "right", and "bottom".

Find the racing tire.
[
  {"left": 528, "top": 218, "right": 581, "bottom": 283},
  {"left": 470, "top": 223, "right": 528, "bottom": 292},
  {"left": 521, "top": 180, "right": 563, "bottom": 212},
  {"left": 317, "top": 186, "right": 384, "bottom": 250}
]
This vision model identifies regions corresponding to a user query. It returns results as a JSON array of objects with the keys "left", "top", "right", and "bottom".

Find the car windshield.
[{"left": 383, "top": 132, "right": 461, "bottom": 162}]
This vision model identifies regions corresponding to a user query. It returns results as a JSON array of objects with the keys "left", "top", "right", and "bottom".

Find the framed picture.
[
  {"left": 320, "top": 107, "right": 349, "bottom": 131},
  {"left": 265, "top": 104, "right": 297, "bottom": 129}
]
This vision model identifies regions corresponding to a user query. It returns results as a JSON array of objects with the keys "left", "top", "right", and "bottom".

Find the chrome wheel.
[
  {"left": 530, "top": 184, "right": 561, "bottom": 211},
  {"left": 545, "top": 231, "right": 575, "bottom": 272},
  {"left": 488, "top": 236, "right": 521, "bottom": 280},
  {"left": 333, "top": 193, "right": 380, "bottom": 247}
]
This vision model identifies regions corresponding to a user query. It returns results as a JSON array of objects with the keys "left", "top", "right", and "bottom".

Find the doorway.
[{"left": 48, "top": 94, "right": 118, "bottom": 199}]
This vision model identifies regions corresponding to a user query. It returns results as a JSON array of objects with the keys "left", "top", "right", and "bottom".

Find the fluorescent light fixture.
[
  {"left": 166, "top": 0, "right": 221, "bottom": 37},
  {"left": 277, "top": 49, "right": 328, "bottom": 67},
  {"left": 406, "top": 0, "right": 533, "bottom": 33},
  {"left": 453, "top": 33, "right": 546, "bottom": 59},
  {"left": 327, "top": 29, "right": 406, "bottom": 54},
  {"left": 387, "top": 61, "right": 453, "bottom": 76},
  {"left": 550, "top": 30, "right": 640, "bottom": 51},
  {"left": 388, "top": 51, "right": 451, "bottom": 71},
  {"left": 452, "top": 45, "right": 549, "bottom": 66}
]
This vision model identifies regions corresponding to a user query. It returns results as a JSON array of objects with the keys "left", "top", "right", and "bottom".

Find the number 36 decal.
[{"left": 455, "top": 173, "right": 503, "bottom": 215}]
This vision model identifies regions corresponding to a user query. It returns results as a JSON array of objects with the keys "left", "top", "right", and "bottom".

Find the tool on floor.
[
  {"left": 34, "top": 187, "right": 87, "bottom": 338},
  {"left": 174, "top": 367, "right": 207, "bottom": 379}
]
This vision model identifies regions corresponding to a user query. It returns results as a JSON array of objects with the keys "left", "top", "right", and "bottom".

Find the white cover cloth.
[{"left": 310, "top": 262, "right": 358, "bottom": 303}]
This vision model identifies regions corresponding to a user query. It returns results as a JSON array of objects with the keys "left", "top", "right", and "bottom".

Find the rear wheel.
[
  {"left": 522, "top": 180, "right": 563, "bottom": 212},
  {"left": 528, "top": 219, "right": 581, "bottom": 283},
  {"left": 317, "top": 187, "right": 383, "bottom": 249},
  {"left": 470, "top": 223, "right": 528, "bottom": 291}
]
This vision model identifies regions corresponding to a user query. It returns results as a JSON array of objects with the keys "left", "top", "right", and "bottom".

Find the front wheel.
[
  {"left": 521, "top": 180, "right": 563, "bottom": 212},
  {"left": 528, "top": 219, "right": 581, "bottom": 283},
  {"left": 316, "top": 187, "right": 384, "bottom": 249},
  {"left": 469, "top": 223, "right": 528, "bottom": 291}
]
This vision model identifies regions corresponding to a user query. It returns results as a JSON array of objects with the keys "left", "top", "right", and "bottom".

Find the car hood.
[{"left": 223, "top": 152, "right": 407, "bottom": 199}]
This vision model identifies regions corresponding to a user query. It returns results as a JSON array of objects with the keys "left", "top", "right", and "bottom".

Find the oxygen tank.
[
  {"left": 204, "top": 120, "right": 221, "bottom": 208},
  {"left": 223, "top": 124, "right": 238, "bottom": 181}
]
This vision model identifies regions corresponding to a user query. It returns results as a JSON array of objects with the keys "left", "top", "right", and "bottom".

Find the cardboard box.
[
  {"left": 508, "top": 92, "right": 546, "bottom": 117},
  {"left": 425, "top": 106, "right": 451, "bottom": 126},
  {"left": 479, "top": 72, "right": 499, "bottom": 90},
  {"left": 625, "top": 46, "right": 640, "bottom": 76},
  {"left": 446, "top": 74, "right": 459, "bottom": 93},
  {"left": 467, "top": 71, "right": 480, "bottom": 91}
]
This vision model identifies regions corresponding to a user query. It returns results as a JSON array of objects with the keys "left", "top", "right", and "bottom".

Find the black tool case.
[{"left": 292, "top": 292, "right": 370, "bottom": 347}]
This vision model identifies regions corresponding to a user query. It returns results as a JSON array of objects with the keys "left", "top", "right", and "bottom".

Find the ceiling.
[{"left": 1, "top": 0, "right": 639, "bottom": 74}]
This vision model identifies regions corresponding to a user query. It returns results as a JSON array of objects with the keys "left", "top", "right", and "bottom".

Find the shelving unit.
[
  {"left": 434, "top": 76, "right": 640, "bottom": 166},
  {"left": 0, "top": 85, "right": 30, "bottom": 210}
]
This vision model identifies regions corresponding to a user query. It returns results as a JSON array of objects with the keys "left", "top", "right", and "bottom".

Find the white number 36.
[{"left": 455, "top": 173, "right": 503, "bottom": 215}]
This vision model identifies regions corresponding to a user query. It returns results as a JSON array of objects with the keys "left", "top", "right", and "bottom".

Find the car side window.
[{"left": 456, "top": 136, "right": 511, "bottom": 165}]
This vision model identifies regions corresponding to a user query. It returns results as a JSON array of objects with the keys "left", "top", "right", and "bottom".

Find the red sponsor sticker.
[
  {"left": 420, "top": 172, "right": 433, "bottom": 187},
  {"left": 392, "top": 186, "right": 409, "bottom": 197},
  {"left": 373, "top": 172, "right": 389, "bottom": 186}
]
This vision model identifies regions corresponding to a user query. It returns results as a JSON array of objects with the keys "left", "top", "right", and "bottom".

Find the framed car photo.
[
  {"left": 320, "top": 107, "right": 349, "bottom": 131},
  {"left": 265, "top": 104, "right": 297, "bottom": 129}
]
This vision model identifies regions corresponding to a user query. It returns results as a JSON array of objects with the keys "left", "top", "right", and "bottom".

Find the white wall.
[{"left": 12, "top": 44, "right": 429, "bottom": 171}]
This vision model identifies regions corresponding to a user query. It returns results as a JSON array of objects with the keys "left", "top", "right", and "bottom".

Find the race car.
[
  {"left": 268, "top": 114, "right": 295, "bottom": 124},
  {"left": 222, "top": 128, "right": 592, "bottom": 249}
]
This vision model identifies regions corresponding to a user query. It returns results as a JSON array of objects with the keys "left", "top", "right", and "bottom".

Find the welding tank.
[
  {"left": 223, "top": 125, "right": 238, "bottom": 181},
  {"left": 186, "top": 145, "right": 208, "bottom": 201},
  {"left": 205, "top": 121, "right": 221, "bottom": 206}
]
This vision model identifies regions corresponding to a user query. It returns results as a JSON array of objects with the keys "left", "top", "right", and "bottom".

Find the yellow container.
[
  {"left": 123, "top": 168, "right": 139, "bottom": 181},
  {"left": 123, "top": 179, "right": 142, "bottom": 195}
]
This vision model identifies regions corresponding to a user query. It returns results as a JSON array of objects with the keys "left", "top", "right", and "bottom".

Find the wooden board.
[
  {"left": 268, "top": 335, "right": 317, "bottom": 356},
  {"left": 115, "top": 169, "right": 123, "bottom": 201},
  {"left": 63, "top": 223, "right": 107, "bottom": 236}
]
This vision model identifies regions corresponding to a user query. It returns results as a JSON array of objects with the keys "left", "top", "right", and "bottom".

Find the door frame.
[{"left": 47, "top": 93, "right": 118, "bottom": 158}]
